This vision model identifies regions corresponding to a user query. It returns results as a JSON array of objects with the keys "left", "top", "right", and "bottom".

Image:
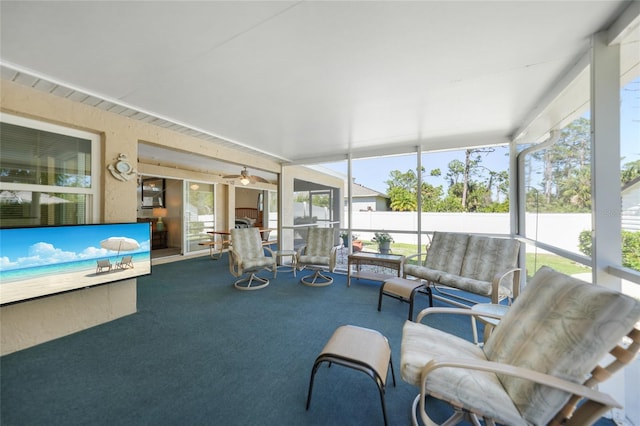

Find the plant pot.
[
  {"left": 342, "top": 236, "right": 349, "bottom": 247},
  {"left": 378, "top": 241, "right": 391, "bottom": 254}
]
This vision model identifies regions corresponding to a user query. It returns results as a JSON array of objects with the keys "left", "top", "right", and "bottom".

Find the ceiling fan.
[{"left": 223, "top": 166, "right": 269, "bottom": 185}]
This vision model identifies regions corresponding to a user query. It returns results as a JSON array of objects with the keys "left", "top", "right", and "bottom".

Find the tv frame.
[{"left": 0, "top": 222, "right": 151, "bottom": 305}]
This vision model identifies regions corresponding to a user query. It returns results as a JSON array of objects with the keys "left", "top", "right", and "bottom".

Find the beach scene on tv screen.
[{"left": 0, "top": 223, "right": 151, "bottom": 305}]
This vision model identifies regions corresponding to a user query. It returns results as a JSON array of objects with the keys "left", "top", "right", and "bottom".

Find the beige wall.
[
  {"left": 0, "top": 281, "right": 136, "bottom": 355},
  {"left": 235, "top": 187, "right": 260, "bottom": 209},
  {"left": 0, "top": 80, "right": 282, "bottom": 355},
  {"left": 0, "top": 81, "right": 343, "bottom": 355}
]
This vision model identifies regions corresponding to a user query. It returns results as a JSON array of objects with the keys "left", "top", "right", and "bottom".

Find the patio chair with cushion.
[
  {"left": 297, "top": 227, "right": 339, "bottom": 287},
  {"left": 401, "top": 266, "right": 640, "bottom": 426},
  {"left": 228, "top": 227, "right": 276, "bottom": 291}
]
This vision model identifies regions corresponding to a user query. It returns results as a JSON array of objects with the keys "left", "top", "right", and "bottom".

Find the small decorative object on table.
[
  {"left": 339, "top": 231, "right": 359, "bottom": 248},
  {"left": 373, "top": 232, "right": 394, "bottom": 254}
]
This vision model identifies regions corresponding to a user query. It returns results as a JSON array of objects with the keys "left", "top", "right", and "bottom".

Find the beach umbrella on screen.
[{"left": 100, "top": 236, "right": 140, "bottom": 255}]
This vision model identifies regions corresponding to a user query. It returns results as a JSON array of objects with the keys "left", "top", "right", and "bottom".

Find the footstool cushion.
[
  {"left": 378, "top": 277, "right": 431, "bottom": 321},
  {"left": 306, "top": 325, "right": 396, "bottom": 425}
]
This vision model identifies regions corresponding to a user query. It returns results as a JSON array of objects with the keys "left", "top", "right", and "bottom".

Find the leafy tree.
[
  {"left": 486, "top": 170, "right": 509, "bottom": 203},
  {"left": 384, "top": 147, "right": 508, "bottom": 212},
  {"left": 388, "top": 186, "right": 417, "bottom": 211},
  {"left": 385, "top": 169, "right": 419, "bottom": 211},
  {"left": 528, "top": 118, "right": 592, "bottom": 212},
  {"left": 579, "top": 229, "right": 640, "bottom": 271},
  {"left": 622, "top": 159, "right": 640, "bottom": 185},
  {"left": 558, "top": 167, "right": 591, "bottom": 211},
  {"left": 420, "top": 182, "right": 444, "bottom": 211}
]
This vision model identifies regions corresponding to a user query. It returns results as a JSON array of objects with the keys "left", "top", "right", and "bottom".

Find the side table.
[
  {"left": 274, "top": 249, "right": 297, "bottom": 277},
  {"left": 470, "top": 303, "right": 509, "bottom": 345}
]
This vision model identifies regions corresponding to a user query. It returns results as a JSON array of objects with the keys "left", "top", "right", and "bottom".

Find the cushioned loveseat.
[{"left": 403, "top": 232, "right": 521, "bottom": 307}]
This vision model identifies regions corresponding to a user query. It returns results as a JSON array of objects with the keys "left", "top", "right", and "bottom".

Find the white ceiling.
[{"left": 0, "top": 1, "right": 636, "bottom": 165}]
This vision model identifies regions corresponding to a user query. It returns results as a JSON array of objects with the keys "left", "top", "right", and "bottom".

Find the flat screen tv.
[{"left": 0, "top": 222, "right": 151, "bottom": 305}]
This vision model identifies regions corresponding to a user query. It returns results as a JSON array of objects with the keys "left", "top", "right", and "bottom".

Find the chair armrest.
[
  {"left": 491, "top": 267, "right": 521, "bottom": 304},
  {"left": 329, "top": 245, "right": 339, "bottom": 272},
  {"left": 228, "top": 249, "right": 243, "bottom": 277},
  {"left": 264, "top": 246, "right": 276, "bottom": 258},
  {"left": 404, "top": 252, "right": 428, "bottom": 264},
  {"left": 418, "top": 357, "right": 620, "bottom": 425},
  {"left": 415, "top": 306, "right": 504, "bottom": 324}
]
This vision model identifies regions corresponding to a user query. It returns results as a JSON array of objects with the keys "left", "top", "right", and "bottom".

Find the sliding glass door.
[{"left": 184, "top": 181, "right": 214, "bottom": 254}]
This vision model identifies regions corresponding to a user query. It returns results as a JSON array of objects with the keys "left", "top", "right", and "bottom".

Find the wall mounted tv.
[{"left": 0, "top": 222, "right": 151, "bottom": 305}]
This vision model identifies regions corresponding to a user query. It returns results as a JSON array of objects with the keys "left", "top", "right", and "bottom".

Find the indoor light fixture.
[
  {"left": 153, "top": 207, "right": 168, "bottom": 231},
  {"left": 223, "top": 166, "right": 269, "bottom": 185}
]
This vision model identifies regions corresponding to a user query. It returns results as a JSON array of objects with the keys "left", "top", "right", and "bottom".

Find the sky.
[
  {"left": 322, "top": 78, "right": 639, "bottom": 195},
  {"left": 0, "top": 223, "right": 151, "bottom": 271},
  {"left": 323, "top": 147, "right": 510, "bottom": 194}
]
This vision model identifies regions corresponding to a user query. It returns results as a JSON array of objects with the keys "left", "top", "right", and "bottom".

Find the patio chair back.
[{"left": 483, "top": 266, "right": 640, "bottom": 424}]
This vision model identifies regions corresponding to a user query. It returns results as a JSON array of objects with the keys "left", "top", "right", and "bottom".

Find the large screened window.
[
  {"left": 321, "top": 148, "right": 510, "bottom": 260},
  {"left": 184, "top": 181, "right": 214, "bottom": 253},
  {"left": 420, "top": 146, "right": 510, "bottom": 240},
  {"left": 293, "top": 178, "right": 340, "bottom": 246},
  {"left": 0, "top": 114, "right": 99, "bottom": 226},
  {"left": 620, "top": 35, "right": 640, "bottom": 281},
  {"left": 520, "top": 115, "right": 592, "bottom": 278}
]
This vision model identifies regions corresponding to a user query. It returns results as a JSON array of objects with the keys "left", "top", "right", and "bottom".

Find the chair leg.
[
  {"left": 234, "top": 273, "right": 269, "bottom": 291},
  {"left": 408, "top": 286, "right": 425, "bottom": 321},
  {"left": 389, "top": 354, "right": 396, "bottom": 386},
  {"left": 378, "top": 384, "right": 389, "bottom": 426},
  {"left": 306, "top": 360, "right": 322, "bottom": 410},
  {"left": 300, "top": 270, "right": 333, "bottom": 287},
  {"left": 412, "top": 394, "right": 471, "bottom": 426}
]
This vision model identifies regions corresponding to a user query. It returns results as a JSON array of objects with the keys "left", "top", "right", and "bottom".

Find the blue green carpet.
[{"left": 1, "top": 255, "right": 615, "bottom": 425}]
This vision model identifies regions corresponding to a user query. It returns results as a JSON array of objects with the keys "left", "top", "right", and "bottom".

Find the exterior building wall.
[
  {"left": 0, "top": 80, "right": 282, "bottom": 354},
  {"left": 351, "top": 196, "right": 388, "bottom": 212},
  {"left": 622, "top": 182, "right": 640, "bottom": 232}
]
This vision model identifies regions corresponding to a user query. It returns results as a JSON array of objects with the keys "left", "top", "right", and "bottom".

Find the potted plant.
[
  {"left": 373, "top": 232, "right": 394, "bottom": 254},
  {"left": 339, "top": 231, "right": 359, "bottom": 248}
]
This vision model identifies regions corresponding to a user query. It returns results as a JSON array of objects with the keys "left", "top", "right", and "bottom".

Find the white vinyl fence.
[{"left": 347, "top": 211, "right": 592, "bottom": 255}]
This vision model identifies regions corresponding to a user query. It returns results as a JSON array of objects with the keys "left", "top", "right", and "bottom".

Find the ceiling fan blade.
[
  {"left": 222, "top": 174, "right": 241, "bottom": 179},
  {"left": 250, "top": 175, "right": 269, "bottom": 184}
]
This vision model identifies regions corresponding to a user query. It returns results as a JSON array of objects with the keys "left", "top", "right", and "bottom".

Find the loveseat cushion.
[
  {"left": 423, "top": 232, "right": 469, "bottom": 274},
  {"left": 483, "top": 266, "right": 640, "bottom": 425},
  {"left": 403, "top": 265, "right": 442, "bottom": 282},
  {"left": 459, "top": 235, "right": 520, "bottom": 287},
  {"left": 437, "top": 272, "right": 511, "bottom": 298}
]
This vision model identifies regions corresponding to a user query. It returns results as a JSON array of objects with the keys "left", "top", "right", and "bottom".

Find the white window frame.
[{"left": 0, "top": 113, "right": 100, "bottom": 223}]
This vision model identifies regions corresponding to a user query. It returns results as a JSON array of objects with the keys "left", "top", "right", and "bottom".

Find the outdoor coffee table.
[{"left": 347, "top": 252, "right": 405, "bottom": 287}]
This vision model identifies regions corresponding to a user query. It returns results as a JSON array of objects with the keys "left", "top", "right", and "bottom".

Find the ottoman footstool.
[
  {"left": 378, "top": 277, "right": 431, "bottom": 321},
  {"left": 306, "top": 325, "right": 396, "bottom": 425}
]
